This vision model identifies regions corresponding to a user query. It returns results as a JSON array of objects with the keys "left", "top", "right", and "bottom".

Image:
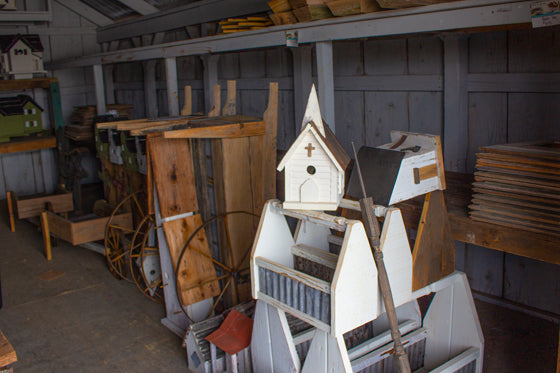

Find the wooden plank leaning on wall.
[{"left": 161, "top": 81, "right": 279, "bottom": 307}]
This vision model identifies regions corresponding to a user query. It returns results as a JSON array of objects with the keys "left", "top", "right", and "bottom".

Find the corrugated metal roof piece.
[{"left": 81, "top": 0, "right": 138, "bottom": 20}]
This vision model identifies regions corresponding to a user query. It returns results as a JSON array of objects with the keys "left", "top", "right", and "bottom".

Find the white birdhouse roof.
[{"left": 277, "top": 120, "right": 350, "bottom": 172}]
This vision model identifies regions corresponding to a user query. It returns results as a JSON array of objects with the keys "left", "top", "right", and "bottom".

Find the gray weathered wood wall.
[
  {"left": 0, "top": 0, "right": 100, "bottom": 195},
  {"left": 104, "top": 28, "right": 560, "bottom": 315}
]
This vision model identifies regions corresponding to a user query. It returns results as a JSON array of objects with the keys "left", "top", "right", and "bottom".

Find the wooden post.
[
  {"left": 181, "top": 85, "right": 192, "bottom": 116},
  {"left": 165, "top": 57, "right": 179, "bottom": 117},
  {"left": 93, "top": 64, "right": 107, "bottom": 115},
  {"left": 316, "top": 41, "right": 335, "bottom": 132},
  {"left": 143, "top": 60, "right": 158, "bottom": 119},
  {"left": 202, "top": 54, "right": 220, "bottom": 114},
  {"left": 291, "top": 45, "right": 313, "bottom": 127},
  {"left": 104, "top": 64, "right": 115, "bottom": 105},
  {"left": 222, "top": 80, "right": 236, "bottom": 116},
  {"left": 443, "top": 34, "right": 468, "bottom": 172},
  {"left": 40, "top": 211, "right": 52, "bottom": 261},
  {"left": 6, "top": 191, "right": 15, "bottom": 232}
]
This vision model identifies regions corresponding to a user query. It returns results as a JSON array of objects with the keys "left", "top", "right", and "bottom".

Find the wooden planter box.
[
  {"left": 45, "top": 211, "right": 132, "bottom": 246},
  {"left": 15, "top": 192, "right": 73, "bottom": 219},
  {"left": 7, "top": 191, "right": 73, "bottom": 232}
]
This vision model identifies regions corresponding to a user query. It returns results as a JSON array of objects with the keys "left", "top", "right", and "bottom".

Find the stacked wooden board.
[
  {"left": 67, "top": 104, "right": 133, "bottom": 141},
  {"left": 218, "top": 17, "right": 273, "bottom": 34},
  {"left": 469, "top": 141, "right": 560, "bottom": 237},
  {"left": 268, "top": 0, "right": 380, "bottom": 24}
]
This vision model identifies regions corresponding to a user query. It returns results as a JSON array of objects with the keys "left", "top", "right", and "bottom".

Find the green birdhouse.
[{"left": 0, "top": 94, "right": 44, "bottom": 142}]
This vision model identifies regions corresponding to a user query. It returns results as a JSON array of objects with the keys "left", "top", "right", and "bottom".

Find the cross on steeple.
[{"left": 305, "top": 143, "right": 315, "bottom": 157}]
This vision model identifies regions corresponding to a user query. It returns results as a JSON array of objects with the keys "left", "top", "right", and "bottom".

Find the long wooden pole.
[{"left": 352, "top": 143, "right": 411, "bottom": 373}]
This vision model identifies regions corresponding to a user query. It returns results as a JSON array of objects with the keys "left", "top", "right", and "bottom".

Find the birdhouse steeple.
[{"left": 301, "top": 84, "right": 325, "bottom": 137}]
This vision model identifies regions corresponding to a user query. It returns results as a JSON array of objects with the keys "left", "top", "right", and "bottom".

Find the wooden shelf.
[
  {"left": 398, "top": 172, "right": 560, "bottom": 266},
  {"left": 0, "top": 78, "right": 59, "bottom": 91},
  {"left": 46, "top": 0, "right": 533, "bottom": 70},
  {"left": 0, "top": 135, "right": 56, "bottom": 154}
]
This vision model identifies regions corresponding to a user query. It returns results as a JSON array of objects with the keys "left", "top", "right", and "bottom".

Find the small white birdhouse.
[
  {"left": 277, "top": 85, "right": 350, "bottom": 211},
  {"left": 0, "top": 34, "right": 45, "bottom": 79}
]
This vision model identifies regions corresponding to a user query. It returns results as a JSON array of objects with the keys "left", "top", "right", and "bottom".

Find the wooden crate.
[{"left": 45, "top": 211, "right": 132, "bottom": 246}]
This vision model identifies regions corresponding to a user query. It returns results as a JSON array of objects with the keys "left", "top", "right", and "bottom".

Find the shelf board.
[
  {"left": 398, "top": 172, "right": 560, "bottom": 266},
  {"left": 0, "top": 135, "right": 56, "bottom": 154},
  {"left": 0, "top": 78, "right": 58, "bottom": 91},
  {"left": 46, "top": 0, "right": 532, "bottom": 70},
  {"left": 0, "top": 10, "right": 51, "bottom": 23}
]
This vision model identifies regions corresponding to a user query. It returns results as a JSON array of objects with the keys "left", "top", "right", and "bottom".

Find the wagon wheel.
[
  {"left": 129, "top": 213, "right": 163, "bottom": 303},
  {"left": 104, "top": 190, "right": 148, "bottom": 280},
  {"left": 176, "top": 211, "right": 259, "bottom": 321}
]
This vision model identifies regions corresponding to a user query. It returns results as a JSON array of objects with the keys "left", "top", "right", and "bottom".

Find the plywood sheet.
[{"left": 162, "top": 214, "right": 220, "bottom": 306}]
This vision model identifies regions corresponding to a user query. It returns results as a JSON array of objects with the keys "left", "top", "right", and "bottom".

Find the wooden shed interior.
[{"left": 0, "top": 0, "right": 558, "bottom": 372}]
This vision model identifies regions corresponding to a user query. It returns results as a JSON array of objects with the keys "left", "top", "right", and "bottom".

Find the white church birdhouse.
[{"left": 278, "top": 85, "right": 350, "bottom": 211}]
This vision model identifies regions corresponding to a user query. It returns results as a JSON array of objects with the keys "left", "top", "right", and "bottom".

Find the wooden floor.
[{"left": 0, "top": 201, "right": 557, "bottom": 372}]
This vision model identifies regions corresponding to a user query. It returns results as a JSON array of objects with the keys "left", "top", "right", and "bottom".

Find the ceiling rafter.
[
  {"left": 55, "top": 0, "right": 113, "bottom": 27},
  {"left": 114, "top": 0, "right": 158, "bottom": 16}
]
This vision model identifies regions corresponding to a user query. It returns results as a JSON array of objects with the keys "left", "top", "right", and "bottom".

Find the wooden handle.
[{"left": 359, "top": 197, "right": 411, "bottom": 373}]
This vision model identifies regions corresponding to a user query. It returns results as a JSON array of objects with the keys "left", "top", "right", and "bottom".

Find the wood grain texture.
[
  {"left": 411, "top": 190, "right": 455, "bottom": 291},
  {"left": 364, "top": 92, "right": 408, "bottom": 147},
  {"left": 15, "top": 192, "right": 73, "bottom": 219},
  {"left": 6, "top": 191, "right": 15, "bottom": 232},
  {"left": 467, "top": 92, "right": 507, "bottom": 173},
  {"left": 0, "top": 330, "right": 16, "bottom": 367},
  {"left": 147, "top": 135, "right": 198, "bottom": 219},
  {"left": 263, "top": 82, "right": 278, "bottom": 202},
  {"left": 162, "top": 214, "right": 220, "bottom": 306},
  {"left": 40, "top": 211, "right": 52, "bottom": 261},
  {"left": 163, "top": 119, "right": 265, "bottom": 139},
  {"left": 0, "top": 77, "right": 58, "bottom": 91},
  {"left": 334, "top": 90, "right": 364, "bottom": 155},
  {"left": 47, "top": 212, "right": 132, "bottom": 246},
  {"left": 0, "top": 136, "right": 56, "bottom": 154},
  {"left": 364, "top": 38, "right": 407, "bottom": 75}
]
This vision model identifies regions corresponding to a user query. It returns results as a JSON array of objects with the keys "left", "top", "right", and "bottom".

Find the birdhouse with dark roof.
[
  {"left": 0, "top": 34, "right": 45, "bottom": 79},
  {"left": 277, "top": 85, "right": 350, "bottom": 211},
  {"left": 0, "top": 94, "right": 44, "bottom": 142}
]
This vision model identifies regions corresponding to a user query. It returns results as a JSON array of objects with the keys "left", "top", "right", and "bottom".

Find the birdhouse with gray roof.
[
  {"left": 0, "top": 34, "right": 45, "bottom": 79},
  {"left": 277, "top": 85, "right": 350, "bottom": 211}
]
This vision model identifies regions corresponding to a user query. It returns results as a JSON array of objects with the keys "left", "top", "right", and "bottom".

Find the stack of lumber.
[
  {"left": 268, "top": 0, "right": 381, "bottom": 24},
  {"left": 469, "top": 141, "right": 560, "bottom": 237},
  {"left": 268, "top": 0, "right": 333, "bottom": 24},
  {"left": 67, "top": 104, "right": 133, "bottom": 141},
  {"left": 326, "top": 0, "right": 380, "bottom": 15},
  {"left": 218, "top": 17, "right": 273, "bottom": 34},
  {"left": 70, "top": 104, "right": 133, "bottom": 126}
]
